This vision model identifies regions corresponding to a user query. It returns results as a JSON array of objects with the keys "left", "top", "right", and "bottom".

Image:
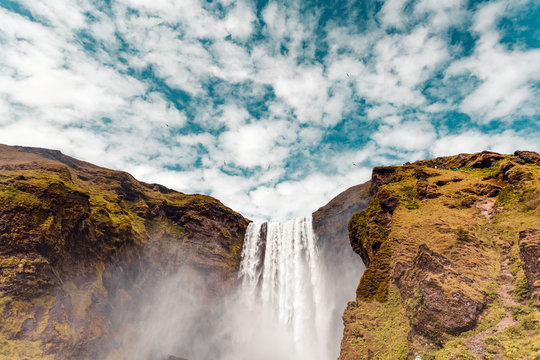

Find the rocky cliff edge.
[
  {"left": 0, "top": 144, "right": 248, "bottom": 359},
  {"left": 339, "top": 151, "right": 540, "bottom": 359}
]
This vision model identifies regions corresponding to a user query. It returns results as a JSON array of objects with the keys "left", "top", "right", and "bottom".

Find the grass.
[
  {"left": 339, "top": 285, "right": 410, "bottom": 360},
  {"left": 0, "top": 150, "right": 249, "bottom": 359},
  {"left": 349, "top": 198, "right": 391, "bottom": 302},
  {"left": 343, "top": 154, "right": 539, "bottom": 359}
]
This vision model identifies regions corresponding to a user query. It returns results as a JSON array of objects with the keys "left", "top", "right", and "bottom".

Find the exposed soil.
[
  {"left": 467, "top": 199, "right": 521, "bottom": 359},
  {"left": 475, "top": 197, "right": 497, "bottom": 224}
]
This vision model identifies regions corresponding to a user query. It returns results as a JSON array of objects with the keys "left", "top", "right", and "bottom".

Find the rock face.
[
  {"left": 312, "top": 182, "right": 371, "bottom": 248},
  {"left": 0, "top": 144, "right": 248, "bottom": 359},
  {"left": 519, "top": 228, "right": 540, "bottom": 299},
  {"left": 339, "top": 151, "right": 540, "bottom": 359},
  {"left": 394, "top": 245, "right": 485, "bottom": 342}
]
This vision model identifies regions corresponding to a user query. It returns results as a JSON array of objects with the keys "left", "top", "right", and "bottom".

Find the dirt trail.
[
  {"left": 476, "top": 198, "right": 497, "bottom": 223},
  {"left": 467, "top": 199, "right": 521, "bottom": 359}
]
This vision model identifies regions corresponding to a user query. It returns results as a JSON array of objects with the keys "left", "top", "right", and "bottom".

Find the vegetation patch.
[
  {"left": 339, "top": 285, "right": 410, "bottom": 360},
  {"left": 349, "top": 198, "right": 392, "bottom": 302}
]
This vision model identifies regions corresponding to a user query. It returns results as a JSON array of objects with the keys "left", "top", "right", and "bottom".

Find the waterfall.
[
  {"left": 238, "top": 217, "right": 334, "bottom": 360},
  {"left": 113, "top": 215, "right": 363, "bottom": 360}
]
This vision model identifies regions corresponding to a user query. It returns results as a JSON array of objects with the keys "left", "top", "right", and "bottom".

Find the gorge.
[{"left": 0, "top": 145, "right": 539, "bottom": 359}]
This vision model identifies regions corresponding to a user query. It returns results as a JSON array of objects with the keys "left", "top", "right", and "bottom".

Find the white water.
[
  {"left": 238, "top": 217, "right": 335, "bottom": 360},
  {"left": 107, "top": 216, "right": 363, "bottom": 360}
]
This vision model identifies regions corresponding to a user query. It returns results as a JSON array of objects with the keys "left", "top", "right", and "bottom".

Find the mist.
[{"left": 103, "top": 217, "right": 364, "bottom": 360}]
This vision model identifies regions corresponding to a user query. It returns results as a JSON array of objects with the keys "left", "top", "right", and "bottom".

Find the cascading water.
[
  {"left": 119, "top": 216, "right": 362, "bottom": 360},
  {"left": 238, "top": 216, "right": 335, "bottom": 360}
]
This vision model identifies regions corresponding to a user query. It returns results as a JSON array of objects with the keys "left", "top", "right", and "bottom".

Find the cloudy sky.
[{"left": 0, "top": 0, "right": 539, "bottom": 221}]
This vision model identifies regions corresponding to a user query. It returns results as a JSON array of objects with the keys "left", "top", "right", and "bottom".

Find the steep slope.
[
  {"left": 0, "top": 145, "right": 248, "bottom": 359},
  {"left": 339, "top": 151, "right": 540, "bottom": 359},
  {"left": 313, "top": 181, "right": 372, "bottom": 248}
]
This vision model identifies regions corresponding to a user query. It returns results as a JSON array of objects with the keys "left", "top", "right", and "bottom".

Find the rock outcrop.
[
  {"left": 519, "top": 228, "right": 540, "bottom": 299},
  {"left": 312, "top": 182, "right": 371, "bottom": 248},
  {"left": 339, "top": 150, "right": 540, "bottom": 359},
  {"left": 0, "top": 144, "right": 248, "bottom": 359}
]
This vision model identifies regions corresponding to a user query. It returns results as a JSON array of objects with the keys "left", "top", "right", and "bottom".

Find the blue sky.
[{"left": 0, "top": 0, "right": 539, "bottom": 221}]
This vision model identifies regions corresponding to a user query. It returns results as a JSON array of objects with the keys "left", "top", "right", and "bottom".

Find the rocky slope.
[
  {"left": 312, "top": 181, "right": 371, "bottom": 249},
  {"left": 0, "top": 144, "right": 248, "bottom": 360},
  {"left": 2, "top": 144, "right": 539, "bottom": 360},
  {"left": 339, "top": 151, "right": 540, "bottom": 359}
]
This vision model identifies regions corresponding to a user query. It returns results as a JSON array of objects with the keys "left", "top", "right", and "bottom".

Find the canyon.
[{"left": 0, "top": 145, "right": 538, "bottom": 359}]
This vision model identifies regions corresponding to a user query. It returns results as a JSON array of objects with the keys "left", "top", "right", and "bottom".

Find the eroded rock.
[
  {"left": 394, "top": 245, "right": 485, "bottom": 342},
  {"left": 513, "top": 150, "right": 540, "bottom": 165},
  {"left": 519, "top": 228, "right": 540, "bottom": 298}
]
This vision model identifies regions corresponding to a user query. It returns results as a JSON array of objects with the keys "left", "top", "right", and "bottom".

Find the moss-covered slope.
[
  {"left": 0, "top": 144, "right": 249, "bottom": 359},
  {"left": 339, "top": 151, "right": 540, "bottom": 360}
]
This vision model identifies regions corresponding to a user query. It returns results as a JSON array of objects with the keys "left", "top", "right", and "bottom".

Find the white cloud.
[
  {"left": 447, "top": 1, "right": 540, "bottom": 122},
  {"left": 246, "top": 169, "right": 372, "bottom": 222},
  {"left": 214, "top": 103, "right": 251, "bottom": 130},
  {"left": 0, "top": 0, "right": 538, "bottom": 222},
  {"left": 271, "top": 64, "right": 330, "bottom": 124},
  {"left": 210, "top": 41, "right": 254, "bottom": 82},
  {"left": 415, "top": 0, "right": 466, "bottom": 30},
  {"left": 372, "top": 121, "right": 436, "bottom": 151},
  {"left": 217, "top": 120, "right": 296, "bottom": 168},
  {"left": 431, "top": 130, "right": 540, "bottom": 157},
  {"left": 224, "top": 1, "right": 256, "bottom": 40},
  {"left": 379, "top": 0, "right": 408, "bottom": 30}
]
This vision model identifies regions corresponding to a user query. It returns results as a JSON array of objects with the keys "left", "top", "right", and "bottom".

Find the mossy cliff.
[
  {"left": 339, "top": 151, "right": 540, "bottom": 360},
  {"left": 0, "top": 144, "right": 248, "bottom": 359},
  {"left": 312, "top": 182, "right": 371, "bottom": 249}
]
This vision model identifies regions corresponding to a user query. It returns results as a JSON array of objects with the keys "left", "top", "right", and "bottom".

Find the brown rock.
[
  {"left": 312, "top": 182, "right": 371, "bottom": 248},
  {"left": 377, "top": 188, "right": 399, "bottom": 214},
  {"left": 469, "top": 151, "right": 503, "bottom": 169},
  {"left": 461, "top": 182, "right": 501, "bottom": 197},
  {"left": 416, "top": 179, "right": 442, "bottom": 199},
  {"left": 505, "top": 166, "right": 533, "bottom": 183},
  {"left": 370, "top": 166, "right": 399, "bottom": 195},
  {"left": 394, "top": 245, "right": 485, "bottom": 342},
  {"left": 0, "top": 144, "right": 249, "bottom": 359},
  {"left": 519, "top": 228, "right": 540, "bottom": 298},
  {"left": 513, "top": 150, "right": 540, "bottom": 164}
]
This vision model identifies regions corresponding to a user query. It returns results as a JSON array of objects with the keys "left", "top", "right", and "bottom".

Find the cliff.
[
  {"left": 2, "top": 144, "right": 539, "bottom": 360},
  {"left": 312, "top": 181, "right": 372, "bottom": 249},
  {"left": 339, "top": 151, "right": 540, "bottom": 359},
  {"left": 0, "top": 144, "right": 249, "bottom": 359}
]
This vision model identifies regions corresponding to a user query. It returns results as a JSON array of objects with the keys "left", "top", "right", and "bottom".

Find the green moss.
[
  {"left": 220, "top": 227, "right": 232, "bottom": 239},
  {"left": 480, "top": 281, "right": 499, "bottom": 302},
  {"left": 0, "top": 297, "right": 34, "bottom": 340},
  {"left": 482, "top": 322, "right": 540, "bottom": 359},
  {"left": 0, "top": 336, "right": 51, "bottom": 360},
  {"left": 399, "top": 184, "right": 420, "bottom": 210},
  {"left": 0, "top": 187, "right": 42, "bottom": 209},
  {"left": 356, "top": 241, "right": 391, "bottom": 302},
  {"left": 455, "top": 227, "right": 471, "bottom": 242},
  {"left": 407, "top": 287, "right": 424, "bottom": 310},
  {"left": 339, "top": 285, "right": 410, "bottom": 360},
  {"left": 54, "top": 322, "right": 72, "bottom": 341},
  {"left": 349, "top": 198, "right": 392, "bottom": 302},
  {"left": 513, "top": 271, "right": 530, "bottom": 301},
  {"left": 495, "top": 185, "right": 514, "bottom": 207},
  {"left": 349, "top": 211, "right": 367, "bottom": 255}
]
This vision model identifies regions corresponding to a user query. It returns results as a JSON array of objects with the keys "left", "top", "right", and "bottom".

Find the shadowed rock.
[
  {"left": 519, "top": 228, "right": 540, "bottom": 299},
  {"left": 394, "top": 245, "right": 485, "bottom": 342}
]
